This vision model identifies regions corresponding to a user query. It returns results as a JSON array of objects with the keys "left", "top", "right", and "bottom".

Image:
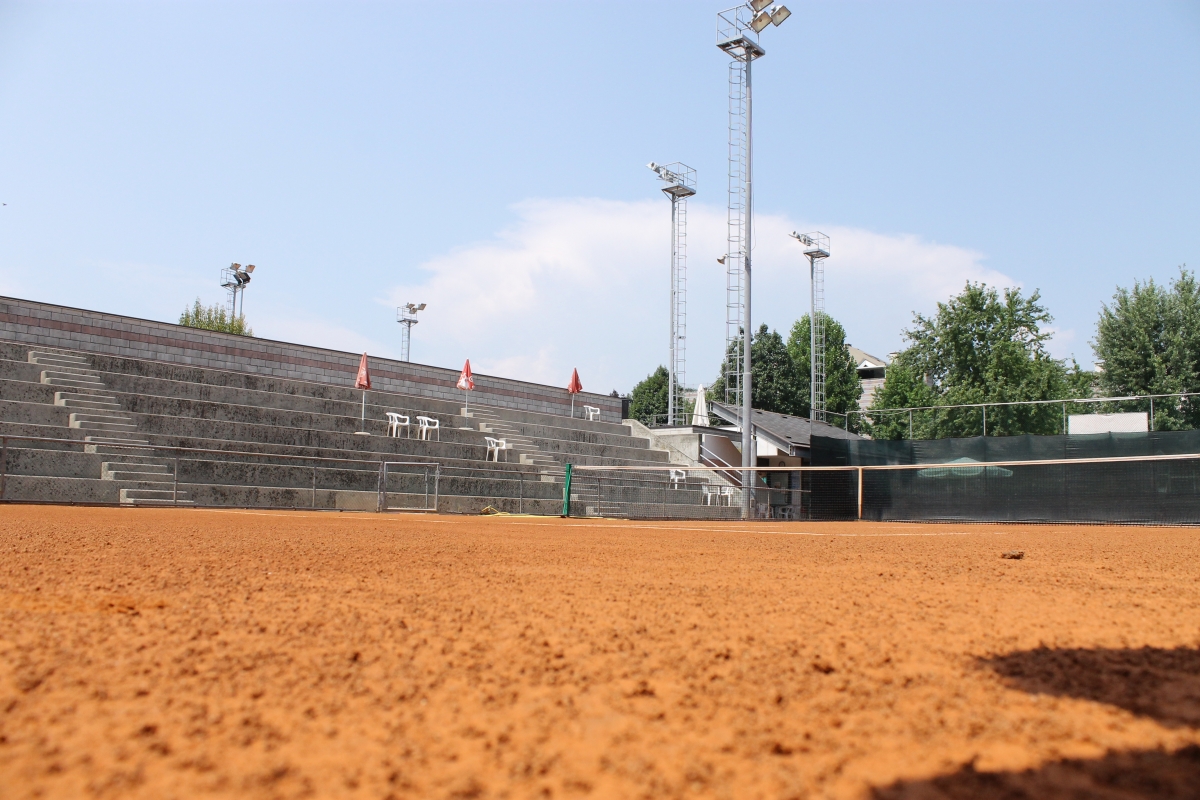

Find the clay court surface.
[{"left": 1, "top": 506, "right": 1199, "bottom": 799}]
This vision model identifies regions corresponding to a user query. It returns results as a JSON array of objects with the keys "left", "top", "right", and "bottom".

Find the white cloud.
[{"left": 384, "top": 197, "right": 1022, "bottom": 392}]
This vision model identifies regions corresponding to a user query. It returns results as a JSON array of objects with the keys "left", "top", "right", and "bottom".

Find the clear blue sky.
[{"left": 1, "top": 1, "right": 1198, "bottom": 392}]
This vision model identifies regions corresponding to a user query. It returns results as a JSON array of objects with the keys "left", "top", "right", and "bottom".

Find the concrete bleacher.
[{"left": 0, "top": 338, "right": 723, "bottom": 515}]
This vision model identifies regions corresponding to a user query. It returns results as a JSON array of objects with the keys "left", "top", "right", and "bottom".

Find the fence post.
[
  {"left": 1063, "top": 403, "right": 1067, "bottom": 435},
  {"left": 908, "top": 409, "right": 913, "bottom": 439},
  {"left": 518, "top": 471, "right": 524, "bottom": 514},
  {"left": 982, "top": 405, "right": 987, "bottom": 437},
  {"left": 312, "top": 465, "right": 317, "bottom": 508},
  {"left": 562, "top": 463, "right": 573, "bottom": 517},
  {"left": 376, "top": 461, "right": 386, "bottom": 513},
  {"left": 857, "top": 467, "right": 864, "bottom": 520},
  {"left": 173, "top": 457, "right": 178, "bottom": 506},
  {"left": 1, "top": 436, "right": 7, "bottom": 501},
  {"left": 433, "top": 464, "right": 440, "bottom": 512},
  {"left": 1150, "top": 397, "right": 1155, "bottom": 431}
]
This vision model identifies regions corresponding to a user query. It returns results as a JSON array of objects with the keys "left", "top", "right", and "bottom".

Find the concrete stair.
[
  {"left": 468, "top": 406, "right": 560, "bottom": 472},
  {"left": 55, "top": 392, "right": 123, "bottom": 412},
  {"left": 119, "top": 487, "right": 193, "bottom": 505}
]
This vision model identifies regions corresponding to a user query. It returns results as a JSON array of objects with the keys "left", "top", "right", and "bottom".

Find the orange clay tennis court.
[{"left": 1, "top": 504, "right": 1198, "bottom": 799}]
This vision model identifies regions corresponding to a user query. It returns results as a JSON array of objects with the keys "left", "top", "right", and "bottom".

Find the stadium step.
[
  {"left": 55, "top": 393, "right": 123, "bottom": 411},
  {"left": 33, "top": 363, "right": 101, "bottom": 379},
  {"left": 71, "top": 418, "right": 139, "bottom": 433},
  {"left": 28, "top": 352, "right": 90, "bottom": 368},
  {"left": 42, "top": 374, "right": 107, "bottom": 390},
  {"left": 119, "top": 487, "right": 193, "bottom": 505},
  {"left": 101, "top": 461, "right": 172, "bottom": 480},
  {"left": 84, "top": 436, "right": 152, "bottom": 450}
]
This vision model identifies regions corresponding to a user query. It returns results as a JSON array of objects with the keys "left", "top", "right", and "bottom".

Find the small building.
[{"left": 846, "top": 346, "right": 889, "bottom": 410}]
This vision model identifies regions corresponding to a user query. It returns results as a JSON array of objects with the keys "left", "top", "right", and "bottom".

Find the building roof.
[
  {"left": 708, "top": 401, "right": 862, "bottom": 457},
  {"left": 846, "top": 345, "right": 889, "bottom": 372}
]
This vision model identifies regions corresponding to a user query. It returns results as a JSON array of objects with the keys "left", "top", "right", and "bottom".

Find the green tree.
[
  {"left": 1093, "top": 267, "right": 1200, "bottom": 429},
  {"left": 867, "top": 283, "right": 1077, "bottom": 439},
  {"left": 629, "top": 365, "right": 669, "bottom": 424},
  {"left": 179, "top": 299, "right": 253, "bottom": 336},
  {"left": 787, "top": 314, "right": 863, "bottom": 429},
  {"left": 710, "top": 325, "right": 806, "bottom": 416}
]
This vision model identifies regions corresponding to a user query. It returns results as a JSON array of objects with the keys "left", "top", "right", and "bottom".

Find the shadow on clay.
[
  {"left": 872, "top": 647, "right": 1200, "bottom": 798},
  {"left": 983, "top": 645, "right": 1200, "bottom": 729},
  {"left": 870, "top": 745, "right": 1200, "bottom": 800}
]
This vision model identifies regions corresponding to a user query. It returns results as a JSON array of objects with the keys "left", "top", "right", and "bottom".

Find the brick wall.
[{"left": 0, "top": 297, "right": 622, "bottom": 421}]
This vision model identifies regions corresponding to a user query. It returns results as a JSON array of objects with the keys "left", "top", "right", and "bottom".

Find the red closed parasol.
[
  {"left": 458, "top": 359, "right": 474, "bottom": 415},
  {"left": 567, "top": 368, "right": 582, "bottom": 417},
  {"left": 355, "top": 353, "right": 371, "bottom": 433}
]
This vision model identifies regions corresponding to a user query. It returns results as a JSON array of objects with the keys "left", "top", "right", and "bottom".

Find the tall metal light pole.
[
  {"left": 790, "top": 232, "right": 831, "bottom": 421},
  {"left": 647, "top": 162, "right": 696, "bottom": 427},
  {"left": 220, "top": 263, "right": 255, "bottom": 318},
  {"left": 396, "top": 303, "right": 426, "bottom": 362},
  {"left": 717, "top": 1, "right": 790, "bottom": 518}
]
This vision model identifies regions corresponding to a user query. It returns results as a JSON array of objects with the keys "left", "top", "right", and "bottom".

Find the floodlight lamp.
[
  {"left": 231, "top": 263, "right": 241, "bottom": 270},
  {"left": 750, "top": 11, "right": 772, "bottom": 32},
  {"left": 416, "top": 303, "right": 426, "bottom": 311},
  {"left": 770, "top": 5, "right": 790, "bottom": 25},
  {"left": 749, "top": 0, "right": 771, "bottom": 12},
  {"left": 647, "top": 162, "right": 658, "bottom": 171},
  {"left": 245, "top": 264, "right": 256, "bottom": 273}
]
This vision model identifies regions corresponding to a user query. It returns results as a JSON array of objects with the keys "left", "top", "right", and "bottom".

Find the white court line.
[{"left": 178, "top": 508, "right": 1010, "bottom": 537}]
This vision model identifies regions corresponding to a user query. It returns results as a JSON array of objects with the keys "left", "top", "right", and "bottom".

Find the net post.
[
  {"left": 857, "top": 467, "right": 863, "bottom": 520},
  {"left": 562, "top": 463, "right": 573, "bottom": 517},
  {"left": 376, "top": 461, "right": 386, "bottom": 513}
]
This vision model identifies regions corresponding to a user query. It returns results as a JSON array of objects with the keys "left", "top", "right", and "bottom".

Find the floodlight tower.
[
  {"left": 396, "top": 302, "right": 426, "bottom": 362},
  {"left": 647, "top": 161, "right": 696, "bottom": 427},
  {"left": 716, "top": 0, "right": 790, "bottom": 517},
  {"left": 219, "top": 263, "right": 255, "bottom": 318},
  {"left": 790, "top": 232, "right": 830, "bottom": 421}
]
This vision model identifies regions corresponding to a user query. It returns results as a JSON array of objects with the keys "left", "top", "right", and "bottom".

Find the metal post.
[
  {"left": 562, "top": 463, "right": 573, "bottom": 517},
  {"left": 810, "top": 255, "right": 817, "bottom": 420},
  {"left": 433, "top": 464, "right": 440, "bottom": 512},
  {"left": 669, "top": 194, "right": 677, "bottom": 427},
  {"left": 908, "top": 409, "right": 913, "bottom": 439},
  {"left": 1150, "top": 397, "right": 1155, "bottom": 431},
  {"left": 173, "top": 457, "right": 178, "bottom": 506},
  {"left": 424, "top": 467, "right": 429, "bottom": 509},
  {"left": 376, "top": 461, "right": 386, "bottom": 513},
  {"left": 741, "top": 52, "right": 754, "bottom": 521},
  {"left": 1063, "top": 402, "right": 1067, "bottom": 435},
  {"left": 519, "top": 470, "right": 524, "bottom": 514},
  {"left": 1, "top": 436, "right": 7, "bottom": 501},
  {"left": 312, "top": 465, "right": 317, "bottom": 508},
  {"left": 857, "top": 467, "right": 863, "bottom": 520},
  {"left": 982, "top": 404, "right": 987, "bottom": 437}
]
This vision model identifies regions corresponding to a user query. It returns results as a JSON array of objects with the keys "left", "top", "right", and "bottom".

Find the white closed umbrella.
[{"left": 691, "top": 384, "right": 710, "bottom": 427}]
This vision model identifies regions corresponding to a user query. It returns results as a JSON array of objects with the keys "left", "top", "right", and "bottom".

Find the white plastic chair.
[
  {"left": 583, "top": 405, "right": 600, "bottom": 421},
  {"left": 484, "top": 436, "right": 508, "bottom": 462},
  {"left": 669, "top": 469, "right": 685, "bottom": 489},
  {"left": 702, "top": 485, "right": 720, "bottom": 505},
  {"left": 720, "top": 486, "right": 737, "bottom": 506},
  {"left": 416, "top": 416, "right": 440, "bottom": 441},
  {"left": 386, "top": 412, "right": 410, "bottom": 438}
]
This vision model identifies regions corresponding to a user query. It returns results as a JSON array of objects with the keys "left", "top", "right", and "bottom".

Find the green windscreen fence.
[{"left": 809, "top": 431, "right": 1200, "bottom": 524}]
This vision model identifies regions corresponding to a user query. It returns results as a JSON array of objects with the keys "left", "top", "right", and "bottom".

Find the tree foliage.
[
  {"left": 179, "top": 299, "right": 253, "bottom": 336},
  {"left": 1093, "top": 267, "right": 1200, "bottom": 429},
  {"left": 867, "top": 283, "right": 1079, "bottom": 439},
  {"left": 708, "top": 317, "right": 861, "bottom": 426},
  {"left": 787, "top": 314, "right": 863, "bottom": 429},
  {"left": 629, "top": 365, "right": 669, "bottom": 423}
]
